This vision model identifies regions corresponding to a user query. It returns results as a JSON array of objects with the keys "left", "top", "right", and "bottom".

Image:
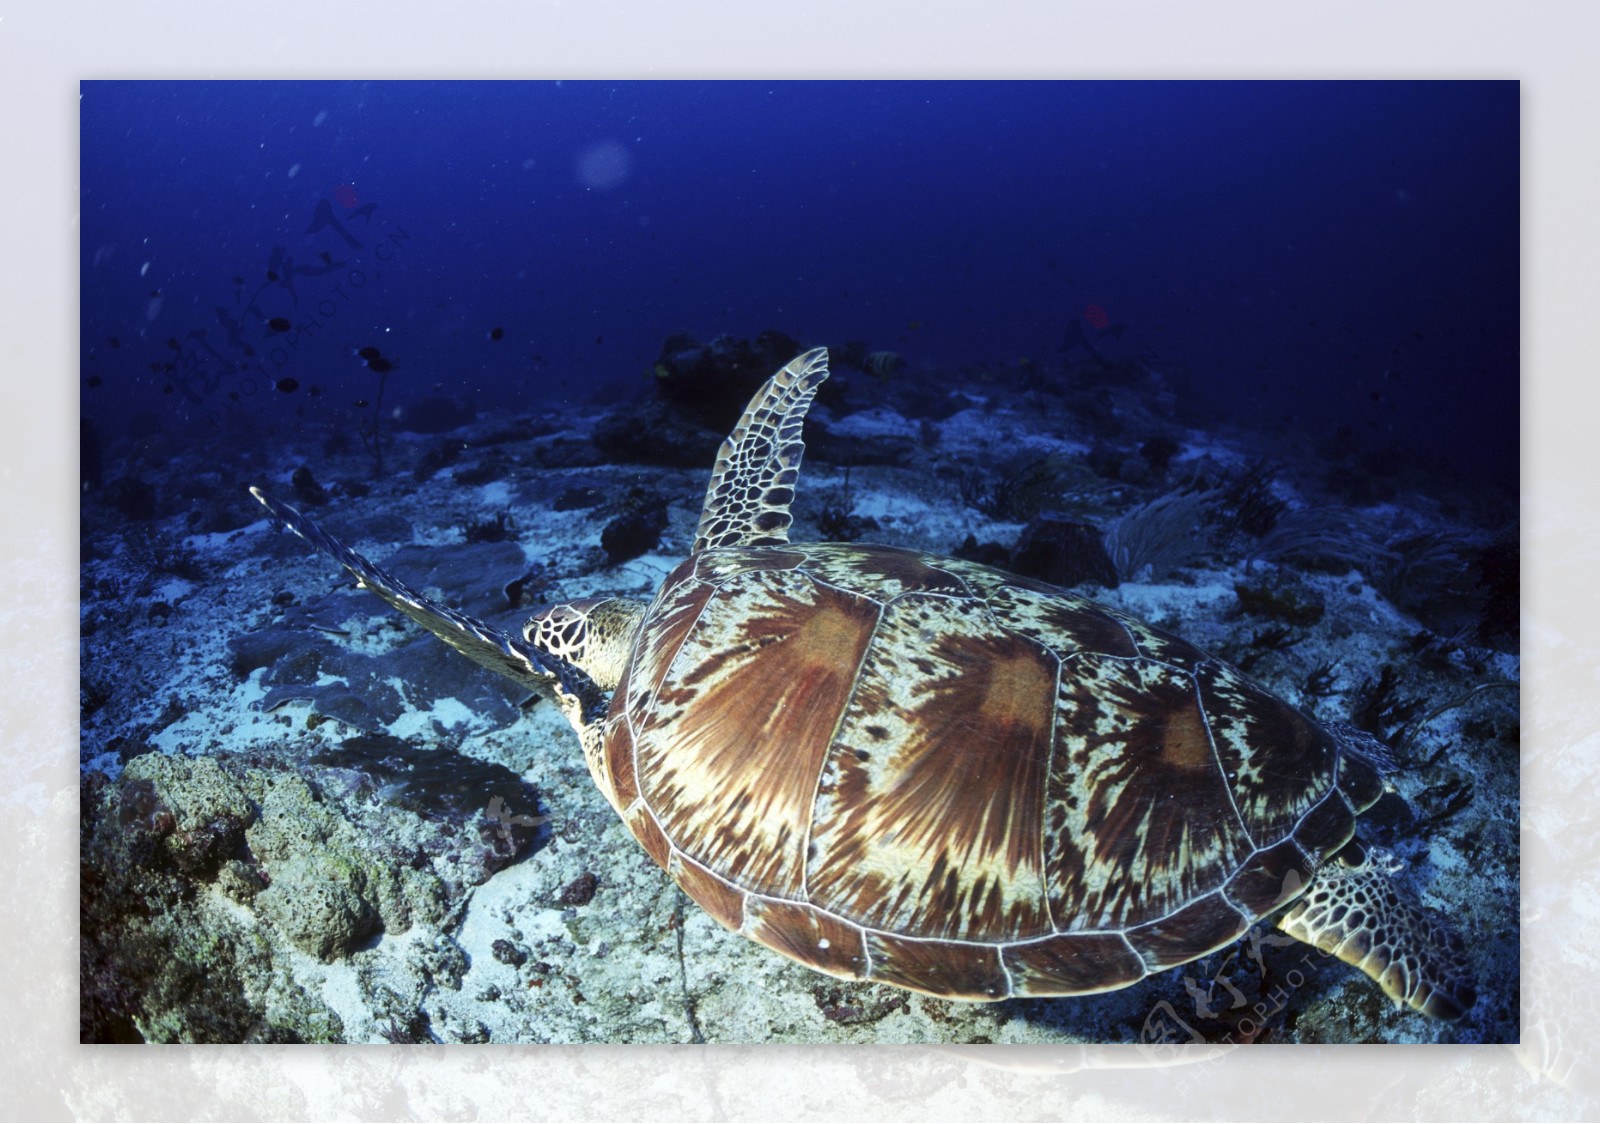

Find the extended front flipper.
[
  {"left": 691, "top": 346, "right": 830, "bottom": 554},
  {"left": 250, "top": 486, "right": 607, "bottom": 737}
]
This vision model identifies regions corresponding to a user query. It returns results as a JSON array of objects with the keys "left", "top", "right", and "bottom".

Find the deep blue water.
[{"left": 79, "top": 80, "right": 1518, "bottom": 490}]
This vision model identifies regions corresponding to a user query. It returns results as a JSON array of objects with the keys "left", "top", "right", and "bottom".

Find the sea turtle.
[{"left": 250, "top": 346, "right": 1475, "bottom": 1020}]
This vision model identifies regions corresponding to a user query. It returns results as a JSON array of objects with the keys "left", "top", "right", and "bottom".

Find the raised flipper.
[
  {"left": 250, "top": 486, "right": 608, "bottom": 741},
  {"left": 691, "top": 346, "right": 830, "bottom": 554},
  {"left": 1276, "top": 854, "right": 1476, "bottom": 1021}
]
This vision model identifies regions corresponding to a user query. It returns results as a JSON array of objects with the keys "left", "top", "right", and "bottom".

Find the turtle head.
[{"left": 522, "top": 597, "right": 647, "bottom": 693}]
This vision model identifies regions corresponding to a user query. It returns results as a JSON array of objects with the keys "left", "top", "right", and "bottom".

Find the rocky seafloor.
[{"left": 79, "top": 338, "right": 1520, "bottom": 1047}]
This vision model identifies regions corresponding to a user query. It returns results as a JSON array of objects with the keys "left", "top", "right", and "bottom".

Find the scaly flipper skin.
[
  {"left": 692, "top": 346, "right": 830, "bottom": 554},
  {"left": 1276, "top": 855, "right": 1477, "bottom": 1020},
  {"left": 249, "top": 486, "right": 609, "bottom": 744}
]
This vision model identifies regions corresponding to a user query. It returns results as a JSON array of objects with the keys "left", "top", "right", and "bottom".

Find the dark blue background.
[{"left": 80, "top": 80, "right": 1519, "bottom": 489}]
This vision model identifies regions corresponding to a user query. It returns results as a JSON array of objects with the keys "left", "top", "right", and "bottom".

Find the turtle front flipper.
[
  {"left": 692, "top": 346, "right": 830, "bottom": 554},
  {"left": 249, "top": 487, "right": 604, "bottom": 728},
  {"left": 1276, "top": 855, "right": 1476, "bottom": 1020}
]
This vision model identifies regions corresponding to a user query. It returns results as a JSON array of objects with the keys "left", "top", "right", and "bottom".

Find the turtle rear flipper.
[
  {"left": 692, "top": 346, "right": 829, "bottom": 554},
  {"left": 1277, "top": 857, "right": 1477, "bottom": 1021}
]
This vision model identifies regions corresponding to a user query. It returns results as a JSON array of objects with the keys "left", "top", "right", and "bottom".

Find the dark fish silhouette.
[
  {"left": 268, "top": 317, "right": 291, "bottom": 332},
  {"left": 277, "top": 378, "right": 300, "bottom": 393},
  {"left": 863, "top": 351, "right": 906, "bottom": 379},
  {"left": 1060, "top": 318, "right": 1111, "bottom": 368},
  {"left": 489, "top": 326, "right": 505, "bottom": 341}
]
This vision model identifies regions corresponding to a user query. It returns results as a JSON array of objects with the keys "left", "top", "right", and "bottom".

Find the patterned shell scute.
[
  {"left": 626, "top": 556, "right": 879, "bottom": 900},
  {"left": 1192, "top": 658, "right": 1338, "bottom": 845},
  {"left": 806, "top": 588, "right": 1061, "bottom": 942},
  {"left": 1039, "top": 651, "right": 1254, "bottom": 932},
  {"left": 605, "top": 542, "right": 1352, "bottom": 996}
]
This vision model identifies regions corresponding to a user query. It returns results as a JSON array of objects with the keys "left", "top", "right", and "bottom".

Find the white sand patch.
[
  {"left": 823, "top": 407, "right": 921, "bottom": 440},
  {"left": 385, "top": 693, "right": 490, "bottom": 739}
]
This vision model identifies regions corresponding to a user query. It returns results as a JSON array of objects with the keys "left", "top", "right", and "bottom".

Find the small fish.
[
  {"left": 489, "top": 326, "right": 505, "bottom": 341},
  {"left": 1060, "top": 319, "right": 1111, "bottom": 369},
  {"left": 319, "top": 250, "right": 333, "bottom": 266},
  {"left": 276, "top": 377, "right": 300, "bottom": 393},
  {"left": 357, "top": 345, "right": 382, "bottom": 361},
  {"left": 367, "top": 356, "right": 394, "bottom": 373},
  {"left": 166, "top": 336, "right": 181, "bottom": 351},
  {"left": 268, "top": 317, "right": 291, "bottom": 332},
  {"left": 863, "top": 351, "right": 906, "bottom": 379},
  {"left": 86, "top": 375, "right": 103, "bottom": 388},
  {"left": 266, "top": 270, "right": 279, "bottom": 282}
]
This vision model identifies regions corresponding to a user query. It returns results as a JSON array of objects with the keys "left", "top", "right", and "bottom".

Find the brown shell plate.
[{"left": 598, "top": 543, "right": 1378, "bottom": 1000}]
